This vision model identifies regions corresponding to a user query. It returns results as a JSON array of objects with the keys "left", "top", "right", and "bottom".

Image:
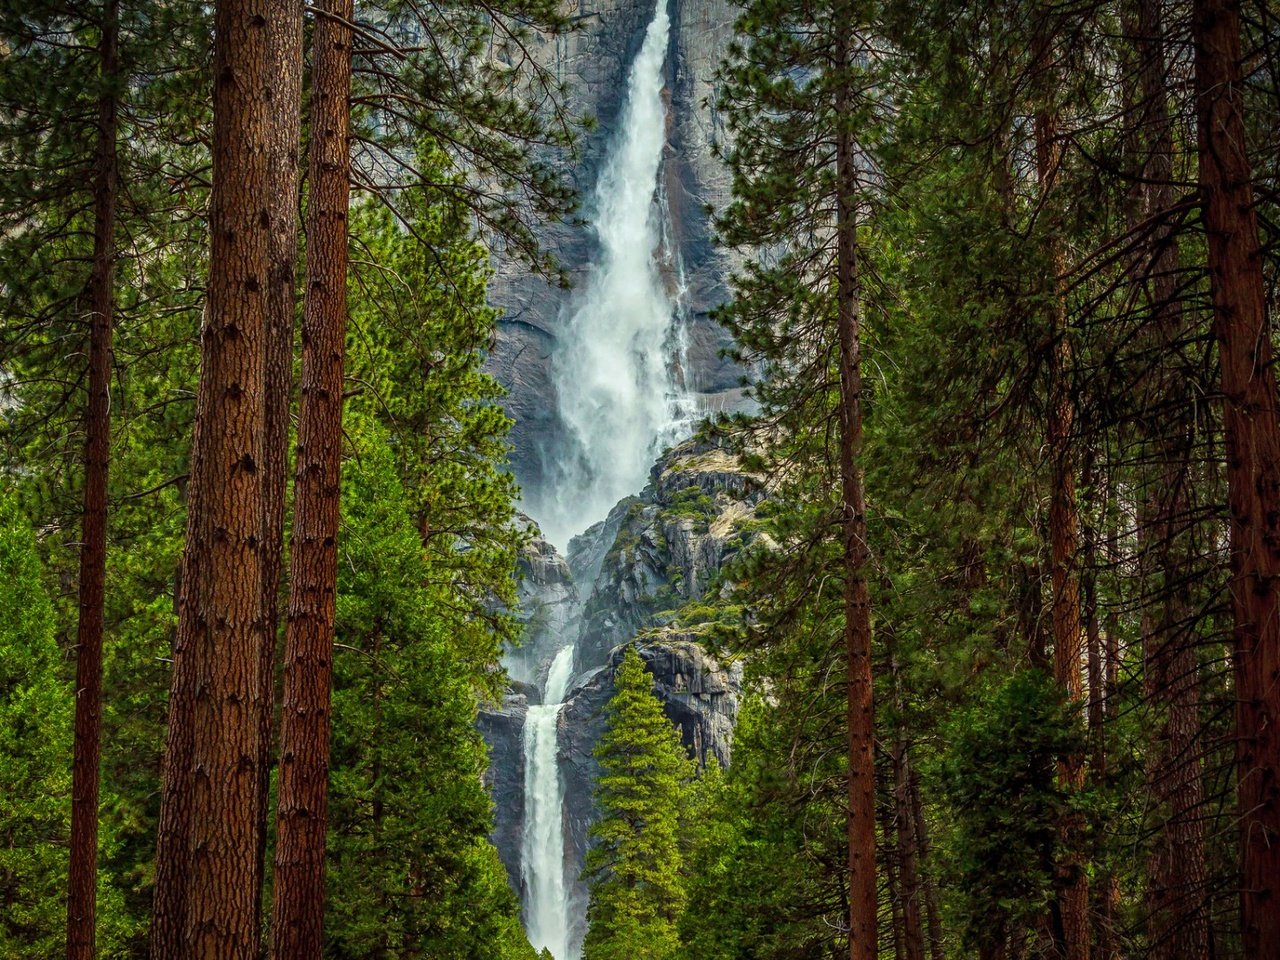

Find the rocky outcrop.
[
  {"left": 483, "top": 434, "right": 763, "bottom": 940},
  {"left": 485, "top": 0, "right": 744, "bottom": 498},
  {"left": 573, "top": 436, "right": 767, "bottom": 670}
]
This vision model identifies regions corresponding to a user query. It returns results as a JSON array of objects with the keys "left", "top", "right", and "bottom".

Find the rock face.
[
  {"left": 485, "top": 0, "right": 745, "bottom": 499},
  {"left": 480, "top": 435, "right": 764, "bottom": 951}
]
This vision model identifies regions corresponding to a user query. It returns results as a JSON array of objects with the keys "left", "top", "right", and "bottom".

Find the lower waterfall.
[
  {"left": 515, "top": 1, "right": 694, "bottom": 957},
  {"left": 520, "top": 645, "right": 577, "bottom": 959}
]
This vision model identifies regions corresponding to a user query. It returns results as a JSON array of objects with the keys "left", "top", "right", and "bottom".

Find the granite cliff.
[{"left": 484, "top": 0, "right": 746, "bottom": 503}]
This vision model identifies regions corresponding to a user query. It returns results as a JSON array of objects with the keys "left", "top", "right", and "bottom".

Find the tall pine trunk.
[
  {"left": 66, "top": 3, "right": 119, "bottom": 956},
  {"left": 1130, "top": 0, "right": 1210, "bottom": 955},
  {"left": 1192, "top": 0, "right": 1280, "bottom": 953},
  {"left": 1033, "top": 18, "right": 1089, "bottom": 956},
  {"left": 150, "top": 3, "right": 271, "bottom": 957},
  {"left": 254, "top": 0, "right": 305, "bottom": 928},
  {"left": 834, "top": 19, "right": 877, "bottom": 959},
  {"left": 269, "top": 0, "right": 353, "bottom": 951}
]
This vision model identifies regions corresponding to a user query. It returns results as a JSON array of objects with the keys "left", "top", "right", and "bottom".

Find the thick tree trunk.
[
  {"left": 66, "top": 3, "right": 119, "bottom": 957},
  {"left": 834, "top": 60, "right": 877, "bottom": 960},
  {"left": 1192, "top": 0, "right": 1280, "bottom": 953},
  {"left": 269, "top": 0, "right": 353, "bottom": 953},
  {"left": 253, "top": 0, "right": 305, "bottom": 928},
  {"left": 150, "top": 3, "right": 272, "bottom": 958},
  {"left": 1034, "top": 21, "right": 1090, "bottom": 954},
  {"left": 1131, "top": 1, "right": 1210, "bottom": 956}
]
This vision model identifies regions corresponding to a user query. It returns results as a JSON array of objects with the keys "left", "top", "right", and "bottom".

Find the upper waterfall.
[{"left": 535, "top": 0, "right": 698, "bottom": 549}]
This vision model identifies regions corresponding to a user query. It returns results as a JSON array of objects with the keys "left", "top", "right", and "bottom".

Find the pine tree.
[
  {"left": 322, "top": 417, "right": 535, "bottom": 960},
  {"left": 270, "top": 0, "right": 353, "bottom": 950},
  {"left": 583, "top": 647, "right": 693, "bottom": 960},
  {"left": 0, "top": 492, "right": 74, "bottom": 958},
  {"left": 150, "top": 2, "right": 274, "bottom": 956},
  {"left": 0, "top": 493, "right": 130, "bottom": 958}
]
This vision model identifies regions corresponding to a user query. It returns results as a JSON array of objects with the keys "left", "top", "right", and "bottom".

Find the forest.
[{"left": 1, "top": 0, "right": 1278, "bottom": 959}]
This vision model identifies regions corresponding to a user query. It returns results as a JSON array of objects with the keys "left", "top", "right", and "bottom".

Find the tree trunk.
[
  {"left": 1033, "top": 17, "right": 1089, "bottom": 956},
  {"left": 891, "top": 740, "right": 926, "bottom": 960},
  {"left": 1130, "top": 0, "right": 1210, "bottom": 955},
  {"left": 879, "top": 794, "right": 906, "bottom": 960},
  {"left": 906, "top": 761, "right": 944, "bottom": 960},
  {"left": 150, "top": 3, "right": 272, "bottom": 958},
  {"left": 269, "top": 0, "right": 353, "bottom": 952},
  {"left": 253, "top": 0, "right": 305, "bottom": 929},
  {"left": 1192, "top": 0, "right": 1280, "bottom": 953},
  {"left": 834, "top": 24, "right": 877, "bottom": 959},
  {"left": 66, "top": 3, "right": 119, "bottom": 956}
]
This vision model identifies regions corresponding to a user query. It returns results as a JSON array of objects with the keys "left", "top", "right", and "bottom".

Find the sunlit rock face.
[{"left": 485, "top": 0, "right": 745, "bottom": 511}]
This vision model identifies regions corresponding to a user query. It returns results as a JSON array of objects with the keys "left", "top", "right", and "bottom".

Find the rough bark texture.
[
  {"left": 834, "top": 27, "right": 877, "bottom": 960},
  {"left": 254, "top": 0, "right": 304, "bottom": 930},
  {"left": 66, "top": 4, "right": 118, "bottom": 956},
  {"left": 150, "top": 3, "right": 271, "bottom": 958},
  {"left": 1034, "top": 22, "right": 1089, "bottom": 956},
  {"left": 1192, "top": 0, "right": 1280, "bottom": 953},
  {"left": 268, "top": 0, "right": 353, "bottom": 953},
  {"left": 1131, "top": 1, "right": 1210, "bottom": 955}
]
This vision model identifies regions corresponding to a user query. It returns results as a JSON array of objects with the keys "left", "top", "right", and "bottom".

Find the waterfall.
[
  {"left": 516, "top": 3, "right": 696, "bottom": 957},
  {"left": 536, "top": 0, "right": 697, "bottom": 551},
  {"left": 520, "top": 645, "right": 577, "bottom": 959}
]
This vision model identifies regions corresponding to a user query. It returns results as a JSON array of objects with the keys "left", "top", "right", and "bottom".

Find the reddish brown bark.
[
  {"left": 834, "top": 27, "right": 877, "bottom": 960},
  {"left": 253, "top": 0, "right": 305, "bottom": 929},
  {"left": 268, "top": 0, "right": 353, "bottom": 953},
  {"left": 1192, "top": 0, "right": 1280, "bottom": 953},
  {"left": 1033, "top": 19, "right": 1089, "bottom": 956},
  {"left": 66, "top": 4, "right": 119, "bottom": 957},
  {"left": 1129, "top": 1, "right": 1210, "bottom": 956},
  {"left": 150, "top": 3, "right": 272, "bottom": 958}
]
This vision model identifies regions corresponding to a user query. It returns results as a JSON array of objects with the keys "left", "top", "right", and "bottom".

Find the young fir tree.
[
  {"left": 0, "top": 493, "right": 130, "bottom": 957},
  {"left": 582, "top": 647, "right": 694, "bottom": 960},
  {"left": 322, "top": 417, "right": 535, "bottom": 960}
]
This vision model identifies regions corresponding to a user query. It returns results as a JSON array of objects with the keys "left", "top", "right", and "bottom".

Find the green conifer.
[{"left": 583, "top": 647, "right": 693, "bottom": 960}]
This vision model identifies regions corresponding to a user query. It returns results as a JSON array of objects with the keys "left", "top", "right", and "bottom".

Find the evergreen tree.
[
  {"left": 323, "top": 418, "right": 535, "bottom": 960},
  {"left": 583, "top": 647, "right": 693, "bottom": 960},
  {"left": 0, "top": 493, "right": 130, "bottom": 958}
]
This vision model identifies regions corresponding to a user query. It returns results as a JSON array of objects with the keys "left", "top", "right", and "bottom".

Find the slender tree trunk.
[
  {"left": 150, "top": 3, "right": 272, "bottom": 958},
  {"left": 269, "top": 0, "right": 353, "bottom": 952},
  {"left": 1033, "top": 18, "right": 1089, "bottom": 955},
  {"left": 891, "top": 740, "right": 926, "bottom": 960},
  {"left": 1129, "top": 1, "right": 1211, "bottom": 956},
  {"left": 66, "top": 4, "right": 119, "bottom": 957},
  {"left": 1192, "top": 0, "right": 1280, "bottom": 953},
  {"left": 906, "top": 761, "right": 944, "bottom": 960},
  {"left": 833, "top": 20, "right": 877, "bottom": 958},
  {"left": 880, "top": 795, "right": 906, "bottom": 960},
  {"left": 253, "top": 0, "right": 305, "bottom": 927}
]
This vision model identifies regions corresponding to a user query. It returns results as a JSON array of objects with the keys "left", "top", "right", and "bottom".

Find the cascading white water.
[
  {"left": 517, "top": 3, "right": 699, "bottom": 957},
  {"left": 537, "top": 0, "right": 697, "bottom": 551},
  {"left": 520, "top": 645, "right": 578, "bottom": 959}
]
